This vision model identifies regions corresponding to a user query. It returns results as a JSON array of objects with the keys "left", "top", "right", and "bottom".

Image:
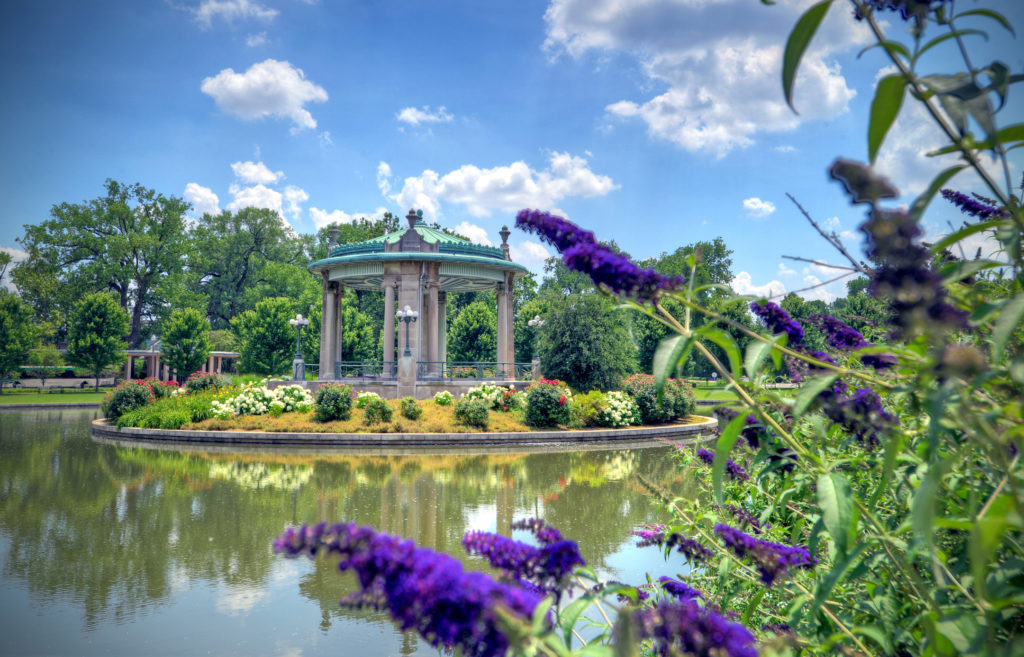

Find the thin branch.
[
  {"left": 786, "top": 193, "right": 872, "bottom": 276},
  {"left": 781, "top": 255, "right": 859, "bottom": 272},
  {"left": 769, "top": 271, "right": 857, "bottom": 301}
]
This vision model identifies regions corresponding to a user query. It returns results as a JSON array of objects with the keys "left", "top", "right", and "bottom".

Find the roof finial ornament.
[
  {"left": 328, "top": 226, "right": 340, "bottom": 248},
  {"left": 499, "top": 225, "right": 511, "bottom": 260},
  {"left": 406, "top": 208, "right": 418, "bottom": 229}
]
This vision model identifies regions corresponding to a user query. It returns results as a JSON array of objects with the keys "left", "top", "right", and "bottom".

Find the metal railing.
[
  {"left": 334, "top": 361, "right": 398, "bottom": 380},
  {"left": 415, "top": 361, "right": 533, "bottom": 381}
]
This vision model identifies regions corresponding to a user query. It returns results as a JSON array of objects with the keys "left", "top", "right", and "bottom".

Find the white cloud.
[
  {"left": 743, "top": 197, "right": 776, "bottom": 218},
  {"left": 377, "top": 162, "right": 392, "bottom": 197},
  {"left": 800, "top": 274, "right": 838, "bottom": 303},
  {"left": 245, "top": 31, "right": 268, "bottom": 47},
  {"left": 283, "top": 185, "right": 309, "bottom": 221},
  {"left": 732, "top": 271, "right": 785, "bottom": 298},
  {"left": 215, "top": 584, "right": 267, "bottom": 617},
  {"left": 231, "top": 160, "right": 283, "bottom": 184},
  {"left": 227, "top": 183, "right": 283, "bottom": 215},
  {"left": 509, "top": 240, "right": 552, "bottom": 273},
  {"left": 309, "top": 206, "right": 388, "bottom": 229},
  {"left": 776, "top": 261, "right": 796, "bottom": 277},
  {"left": 396, "top": 105, "right": 454, "bottom": 126},
  {"left": 201, "top": 59, "right": 328, "bottom": 131},
  {"left": 546, "top": 0, "right": 863, "bottom": 157},
  {"left": 774, "top": 145, "right": 796, "bottom": 153},
  {"left": 193, "top": 0, "right": 278, "bottom": 29},
  {"left": 453, "top": 221, "right": 493, "bottom": 246},
  {"left": 390, "top": 152, "right": 616, "bottom": 220},
  {"left": 184, "top": 182, "right": 222, "bottom": 216}
]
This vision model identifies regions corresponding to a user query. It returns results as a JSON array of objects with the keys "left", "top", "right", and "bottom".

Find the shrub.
[
  {"left": 102, "top": 380, "right": 155, "bottom": 420},
  {"left": 314, "top": 383, "right": 354, "bottom": 422},
  {"left": 595, "top": 390, "right": 641, "bottom": 428},
  {"left": 570, "top": 390, "right": 605, "bottom": 428},
  {"left": 362, "top": 396, "right": 393, "bottom": 425},
  {"left": 145, "top": 378, "right": 180, "bottom": 399},
  {"left": 464, "top": 383, "right": 521, "bottom": 411},
  {"left": 158, "top": 410, "right": 191, "bottom": 430},
  {"left": 454, "top": 397, "right": 490, "bottom": 429},
  {"left": 621, "top": 374, "right": 694, "bottom": 425},
  {"left": 185, "top": 371, "right": 225, "bottom": 393},
  {"left": 209, "top": 382, "right": 313, "bottom": 419},
  {"left": 524, "top": 381, "right": 571, "bottom": 428},
  {"left": 400, "top": 397, "right": 423, "bottom": 420},
  {"left": 433, "top": 390, "right": 454, "bottom": 405},
  {"left": 355, "top": 391, "right": 381, "bottom": 409}
]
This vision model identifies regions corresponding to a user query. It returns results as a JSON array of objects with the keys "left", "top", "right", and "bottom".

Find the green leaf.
[
  {"left": 612, "top": 614, "right": 639, "bottom": 657},
  {"left": 559, "top": 596, "right": 595, "bottom": 645},
  {"left": 916, "top": 29, "right": 988, "bottom": 61},
  {"left": 912, "top": 459, "right": 951, "bottom": 559},
  {"left": 802, "top": 543, "right": 870, "bottom": 626},
  {"left": 653, "top": 334, "right": 694, "bottom": 401},
  {"left": 532, "top": 596, "right": 554, "bottom": 635},
  {"left": 909, "top": 165, "right": 967, "bottom": 221},
  {"left": 956, "top": 8, "right": 1015, "bottom": 35},
  {"left": 857, "top": 39, "right": 910, "bottom": 61},
  {"left": 744, "top": 340, "right": 771, "bottom": 380},
  {"left": 782, "top": 0, "right": 832, "bottom": 112},
  {"left": 929, "top": 218, "right": 1003, "bottom": 254},
  {"left": 852, "top": 624, "right": 893, "bottom": 653},
  {"left": 699, "top": 326, "right": 742, "bottom": 379},
  {"left": 927, "top": 123, "right": 1024, "bottom": 155},
  {"left": 712, "top": 415, "right": 745, "bottom": 505},
  {"left": 793, "top": 374, "right": 839, "bottom": 417},
  {"left": 993, "top": 293, "right": 1024, "bottom": 361},
  {"left": 869, "top": 75, "right": 906, "bottom": 163},
  {"left": 817, "top": 472, "right": 854, "bottom": 557},
  {"left": 940, "top": 259, "right": 1001, "bottom": 283},
  {"left": 868, "top": 432, "right": 903, "bottom": 510},
  {"left": 741, "top": 588, "right": 767, "bottom": 626}
]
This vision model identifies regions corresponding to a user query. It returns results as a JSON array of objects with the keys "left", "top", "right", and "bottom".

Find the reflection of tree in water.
[{"left": 1, "top": 411, "right": 690, "bottom": 651}]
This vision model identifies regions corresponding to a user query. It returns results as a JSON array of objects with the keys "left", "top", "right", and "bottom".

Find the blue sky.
[{"left": 2, "top": 0, "right": 1022, "bottom": 302}]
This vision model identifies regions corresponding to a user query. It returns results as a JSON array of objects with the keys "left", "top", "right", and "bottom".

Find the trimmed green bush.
[
  {"left": 185, "top": 371, "right": 226, "bottom": 393},
  {"left": 570, "top": 390, "right": 604, "bottom": 428},
  {"left": 524, "top": 382, "right": 571, "bottom": 428},
  {"left": 314, "top": 383, "right": 353, "bottom": 422},
  {"left": 363, "top": 395, "right": 393, "bottom": 425},
  {"left": 621, "top": 374, "right": 695, "bottom": 425},
  {"left": 102, "top": 380, "right": 155, "bottom": 420},
  {"left": 454, "top": 397, "right": 490, "bottom": 429},
  {"left": 400, "top": 397, "right": 423, "bottom": 420}
]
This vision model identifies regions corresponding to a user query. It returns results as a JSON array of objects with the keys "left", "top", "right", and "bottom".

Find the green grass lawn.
[
  {"left": 0, "top": 389, "right": 109, "bottom": 404},
  {"left": 692, "top": 387, "right": 740, "bottom": 402}
]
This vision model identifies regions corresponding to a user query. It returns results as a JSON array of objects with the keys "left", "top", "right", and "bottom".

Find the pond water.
[{"left": 0, "top": 408, "right": 698, "bottom": 657}]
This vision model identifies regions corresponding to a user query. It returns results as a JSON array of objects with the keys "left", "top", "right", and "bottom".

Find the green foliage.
[
  {"left": 101, "top": 380, "right": 154, "bottom": 420},
  {"left": 523, "top": 382, "right": 571, "bottom": 428},
  {"left": 160, "top": 308, "right": 211, "bottom": 382},
  {"left": 537, "top": 293, "right": 636, "bottom": 392},
  {"left": 447, "top": 300, "right": 497, "bottom": 362},
  {"left": 314, "top": 383, "right": 353, "bottom": 422},
  {"left": 433, "top": 390, "right": 454, "bottom": 405},
  {"left": 185, "top": 371, "right": 226, "bottom": 393},
  {"left": 66, "top": 292, "right": 128, "bottom": 391},
  {"left": 0, "top": 293, "right": 39, "bottom": 391},
  {"left": 453, "top": 396, "right": 490, "bottom": 429},
  {"left": 362, "top": 395, "right": 393, "bottom": 425},
  {"left": 621, "top": 374, "right": 694, "bottom": 424},
  {"left": 26, "top": 343, "right": 62, "bottom": 386},
  {"left": 231, "top": 297, "right": 295, "bottom": 376},
  {"left": 569, "top": 390, "right": 604, "bottom": 428},
  {"left": 399, "top": 396, "right": 423, "bottom": 420},
  {"left": 115, "top": 388, "right": 219, "bottom": 428}
]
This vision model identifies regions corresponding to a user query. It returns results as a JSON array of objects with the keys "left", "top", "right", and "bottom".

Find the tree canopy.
[{"left": 66, "top": 292, "right": 128, "bottom": 391}]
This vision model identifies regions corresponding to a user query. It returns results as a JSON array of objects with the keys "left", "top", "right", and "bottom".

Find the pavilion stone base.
[{"left": 271, "top": 379, "right": 533, "bottom": 401}]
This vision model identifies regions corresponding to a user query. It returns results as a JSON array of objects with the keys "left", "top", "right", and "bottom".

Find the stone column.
[
  {"left": 505, "top": 272, "right": 515, "bottom": 368},
  {"left": 427, "top": 279, "right": 439, "bottom": 371},
  {"left": 124, "top": 357, "right": 132, "bottom": 380},
  {"left": 383, "top": 279, "right": 396, "bottom": 374},
  {"left": 334, "top": 285, "right": 344, "bottom": 364},
  {"left": 320, "top": 274, "right": 336, "bottom": 379},
  {"left": 495, "top": 282, "right": 507, "bottom": 377},
  {"left": 438, "top": 291, "right": 448, "bottom": 373}
]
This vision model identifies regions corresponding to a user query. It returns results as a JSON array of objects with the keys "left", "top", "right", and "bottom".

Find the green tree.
[
  {"left": 0, "top": 293, "right": 39, "bottom": 392},
  {"left": 27, "top": 344, "right": 63, "bottom": 389},
  {"left": 537, "top": 293, "right": 636, "bottom": 392},
  {"left": 66, "top": 292, "right": 128, "bottom": 391},
  {"left": 17, "top": 180, "right": 190, "bottom": 346},
  {"left": 190, "top": 208, "right": 302, "bottom": 330},
  {"left": 447, "top": 300, "right": 497, "bottom": 363},
  {"left": 231, "top": 297, "right": 296, "bottom": 375},
  {"left": 161, "top": 308, "right": 212, "bottom": 382},
  {"left": 513, "top": 297, "right": 547, "bottom": 363}
]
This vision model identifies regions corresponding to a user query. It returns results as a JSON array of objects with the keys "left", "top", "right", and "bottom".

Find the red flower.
[{"left": 558, "top": 395, "right": 566, "bottom": 406}]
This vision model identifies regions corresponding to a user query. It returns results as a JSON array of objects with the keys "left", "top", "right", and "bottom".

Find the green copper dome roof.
[{"left": 324, "top": 217, "right": 510, "bottom": 262}]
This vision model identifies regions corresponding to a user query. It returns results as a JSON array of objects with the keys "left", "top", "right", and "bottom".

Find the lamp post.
[
  {"left": 527, "top": 315, "right": 545, "bottom": 359},
  {"left": 289, "top": 314, "right": 309, "bottom": 380},
  {"left": 396, "top": 305, "right": 419, "bottom": 358}
]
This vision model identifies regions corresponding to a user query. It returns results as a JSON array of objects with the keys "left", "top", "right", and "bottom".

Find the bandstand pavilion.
[{"left": 307, "top": 209, "right": 532, "bottom": 398}]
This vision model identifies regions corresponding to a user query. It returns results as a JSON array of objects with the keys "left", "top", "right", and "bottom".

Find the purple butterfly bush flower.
[
  {"left": 941, "top": 189, "right": 1008, "bottom": 220},
  {"left": 809, "top": 315, "right": 897, "bottom": 370},
  {"left": 631, "top": 525, "right": 714, "bottom": 563},
  {"left": 463, "top": 523, "right": 585, "bottom": 594},
  {"left": 750, "top": 301, "right": 804, "bottom": 346},
  {"left": 516, "top": 209, "right": 685, "bottom": 303},
  {"left": 509, "top": 517, "right": 562, "bottom": 545},
  {"left": 273, "top": 522, "right": 543, "bottom": 657},
  {"left": 715, "top": 524, "right": 817, "bottom": 587},
  {"left": 658, "top": 576, "right": 704, "bottom": 601},
  {"left": 696, "top": 447, "right": 749, "bottom": 482},
  {"left": 633, "top": 599, "right": 758, "bottom": 657},
  {"left": 724, "top": 505, "right": 770, "bottom": 535}
]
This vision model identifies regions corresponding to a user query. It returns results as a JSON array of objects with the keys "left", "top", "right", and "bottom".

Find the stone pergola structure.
[
  {"left": 123, "top": 337, "right": 238, "bottom": 382},
  {"left": 307, "top": 209, "right": 531, "bottom": 398}
]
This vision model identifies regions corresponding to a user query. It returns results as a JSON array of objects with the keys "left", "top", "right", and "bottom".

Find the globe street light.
[
  {"left": 527, "top": 315, "right": 545, "bottom": 359},
  {"left": 289, "top": 314, "right": 310, "bottom": 380},
  {"left": 396, "top": 305, "right": 419, "bottom": 358}
]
